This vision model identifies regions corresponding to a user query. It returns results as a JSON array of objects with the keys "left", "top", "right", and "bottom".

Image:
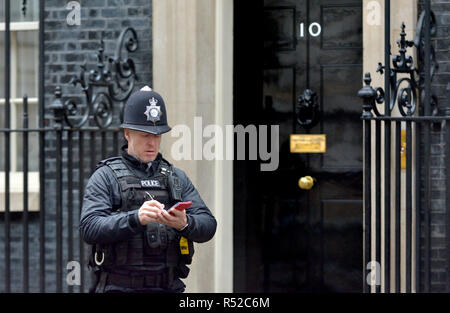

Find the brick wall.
[
  {"left": 0, "top": 0, "right": 152, "bottom": 292},
  {"left": 418, "top": 0, "right": 450, "bottom": 293}
]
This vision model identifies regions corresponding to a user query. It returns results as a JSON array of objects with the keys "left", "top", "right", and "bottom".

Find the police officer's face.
[{"left": 124, "top": 129, "right": 162, "bottom": 163}]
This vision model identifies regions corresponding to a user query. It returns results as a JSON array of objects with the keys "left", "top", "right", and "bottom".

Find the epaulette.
[{"left": 159, "top": 157, "right": 173, "bottom": 176}]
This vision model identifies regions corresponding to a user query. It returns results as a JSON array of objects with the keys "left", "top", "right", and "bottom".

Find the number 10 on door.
[{"left": 299, "top": 22, "right": 322, "bottom": 37}]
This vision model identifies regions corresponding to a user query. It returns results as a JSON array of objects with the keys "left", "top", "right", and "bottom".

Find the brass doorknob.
[{"left": 298, "top": 176, "right": 315, "bottom": 190}]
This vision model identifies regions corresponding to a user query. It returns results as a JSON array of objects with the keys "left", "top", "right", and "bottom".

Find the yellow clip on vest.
[{"left": 179, "top": 236, "right": 189, "bottom": 255}]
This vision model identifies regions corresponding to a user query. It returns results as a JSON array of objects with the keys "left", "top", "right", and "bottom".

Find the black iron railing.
[
  {"left": 1, "top": 0, "right": 137, "bottom": 292},
  {"left": 359, "top": 0, "right": 449, "bottom": 293}
]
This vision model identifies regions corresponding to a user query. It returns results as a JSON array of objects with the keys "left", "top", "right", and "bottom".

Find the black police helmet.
[{"left": 120, "top": 86, "right": 171, "bottom": 135}]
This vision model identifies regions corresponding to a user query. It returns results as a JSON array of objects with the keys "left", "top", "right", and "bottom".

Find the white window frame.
[{"left": 0, "top": 21, "right": 40, "bottom": 212}]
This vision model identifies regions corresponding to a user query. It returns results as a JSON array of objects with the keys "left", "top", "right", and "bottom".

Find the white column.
[
  {"left": 153, "top": 0, "right": 234, "bottom": 292},
  {"left": 214, "top": 0, "right": 234, "bottom": 293}
]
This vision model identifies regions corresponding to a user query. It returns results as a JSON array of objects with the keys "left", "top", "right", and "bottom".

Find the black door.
[{"left": 234, "top": 0, "right": 363, "bottom": 292}]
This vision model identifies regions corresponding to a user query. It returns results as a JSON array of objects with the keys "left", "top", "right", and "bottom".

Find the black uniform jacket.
[{"left": 80, "top": 144, "right": 217, "bottom": 247}]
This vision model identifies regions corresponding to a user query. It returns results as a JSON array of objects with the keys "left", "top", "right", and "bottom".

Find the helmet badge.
[{"left": 144, "top": 97, "right": 161, "bottom": 123}]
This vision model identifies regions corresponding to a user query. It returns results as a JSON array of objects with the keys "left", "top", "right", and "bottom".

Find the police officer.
[{"left": 80, "top": 86, "right": 217, "bottom": 293}]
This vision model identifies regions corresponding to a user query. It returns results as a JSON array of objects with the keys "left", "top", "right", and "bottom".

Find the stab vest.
[{"left": 92, "top": 156, "right": 191, "bottom": 277}]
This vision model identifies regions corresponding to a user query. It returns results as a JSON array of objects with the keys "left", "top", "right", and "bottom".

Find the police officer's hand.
[
  {"left": 157, "top": 207, "right": 188, "bottom": 231},
  {"left": 138, "top": 200, "right": 165, "bottom": 225}
]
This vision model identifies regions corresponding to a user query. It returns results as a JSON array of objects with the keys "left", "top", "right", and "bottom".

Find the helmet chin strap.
[
  {"left": 126, "top": 147, "right": 149, "bottom": 165},
  {"left": 132, "top": 152, "right": 143, "bottom": 163},
  {"left": 127, "top": 149, "right": 153, "bottom": 169}
]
